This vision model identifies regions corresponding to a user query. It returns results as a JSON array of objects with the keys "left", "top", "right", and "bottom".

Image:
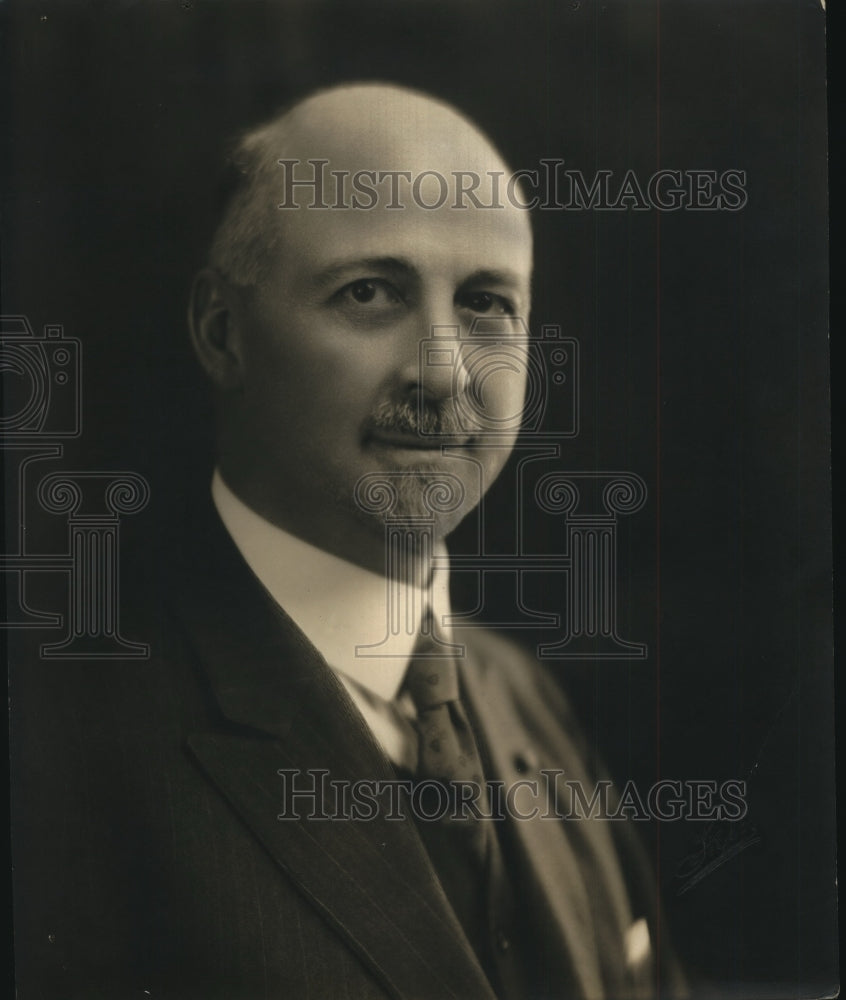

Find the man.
[{"left": 11, "top": 83, "right": 685, "bottom": 999}]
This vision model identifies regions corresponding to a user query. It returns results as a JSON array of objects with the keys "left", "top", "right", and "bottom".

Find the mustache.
[{"left": 367, "top": 397, "right": 480, "bottom": 437}]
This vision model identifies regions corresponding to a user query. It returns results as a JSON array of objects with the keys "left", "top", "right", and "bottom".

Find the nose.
[
  {"left": 419, "top": 326, "right": 472, "bottom": 402},
  {"left": 396, "top": 304, "right": 472, "bottom": 405}
]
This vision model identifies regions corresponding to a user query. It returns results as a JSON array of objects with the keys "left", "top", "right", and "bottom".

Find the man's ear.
[{"left": 187, "top": 268, "right": 247, "bottom": 391}]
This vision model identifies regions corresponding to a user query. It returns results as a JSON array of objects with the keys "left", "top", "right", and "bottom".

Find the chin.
[{"left": 350, "top": 463, "right": 481, "bottom": 540}]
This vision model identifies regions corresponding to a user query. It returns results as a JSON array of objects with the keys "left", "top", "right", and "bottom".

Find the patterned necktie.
[
  {"left": 402, "top": 618, "right": 498, "bottom": 975},
  {"left": 403, "top": 621, "right": 490, "bottom": 863}
]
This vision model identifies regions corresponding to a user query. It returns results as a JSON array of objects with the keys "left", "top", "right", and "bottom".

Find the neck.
[{"left": 216, "top": 464, "right": 438, "bottom": 585}]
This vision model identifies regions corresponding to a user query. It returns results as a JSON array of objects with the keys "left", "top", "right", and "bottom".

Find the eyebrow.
[
  {"left": 312, "top": 258, "right": 530, "bottom": 294},
  {"left": 459, "top": 268, "right": 529, "bottom": 292},
  {"left": 312, "top": 256, "right": 418, "bottom": 287}
]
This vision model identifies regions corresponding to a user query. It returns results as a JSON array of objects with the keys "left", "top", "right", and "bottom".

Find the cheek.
[
  {"left": 242, "top": 318, "right": 390, "bottom": 430},
  {"left": 471, "top": 356, "right": 529, "bottom": 432}
]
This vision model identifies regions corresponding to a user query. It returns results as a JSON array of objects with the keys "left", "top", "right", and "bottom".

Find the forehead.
[
  {"left": 251, "top": 90, "right": 533, "bottom": 287},
  {"left": 275, "top": 188, "right": 533, "bottom": 290}
]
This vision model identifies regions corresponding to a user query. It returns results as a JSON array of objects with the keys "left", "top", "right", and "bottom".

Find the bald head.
[
  {"left": 278, "top": 82, "right": 505, "bottom": 178},
  {"left": 209, "top": 83, "right": 528, "bottom": 286},
  {"left": 192, "top": 82, "right": 533, "bottom": 567}
]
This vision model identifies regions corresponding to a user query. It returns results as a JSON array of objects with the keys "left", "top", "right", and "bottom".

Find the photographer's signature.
[{"left": 675, "top": 817, "right": 761, "bottom": 896}]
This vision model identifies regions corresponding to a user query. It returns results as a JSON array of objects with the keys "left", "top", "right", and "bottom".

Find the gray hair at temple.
[
  {"left": 207, "top": 99, "right": 300, "bottom": 288},
  {"left": 207, "top": 82, "right": 518, "bottom": 288}
]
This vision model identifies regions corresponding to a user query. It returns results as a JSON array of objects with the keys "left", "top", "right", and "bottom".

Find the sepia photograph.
[{"left": 2, "top": 1, "right": 835, "bottom": 997}]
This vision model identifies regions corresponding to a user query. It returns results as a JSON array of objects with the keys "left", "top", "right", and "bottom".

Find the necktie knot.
[{"left": 403, "top": 645, "right": 460, "bottom": 711}]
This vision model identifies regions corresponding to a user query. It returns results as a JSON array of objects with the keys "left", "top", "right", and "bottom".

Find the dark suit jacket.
[{"left": 10, "top": 501, "right": 686, "bottom": 1000}]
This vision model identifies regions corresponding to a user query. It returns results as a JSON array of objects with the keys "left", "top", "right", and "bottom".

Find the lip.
[{"left": 365, "top": 428, "right": 474, "bottom": 450}]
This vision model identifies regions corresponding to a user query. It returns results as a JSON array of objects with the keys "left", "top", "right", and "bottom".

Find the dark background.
[{"left": 1, "top": 0, "right": 835, "bottom": 995}]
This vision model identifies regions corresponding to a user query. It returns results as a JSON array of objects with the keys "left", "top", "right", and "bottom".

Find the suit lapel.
[
  {"left": 459, "top": 639, "right": 631, "bottom": 1000},
  {"left": 167, "top": 504, "right": 496, "bottom": 1000}
]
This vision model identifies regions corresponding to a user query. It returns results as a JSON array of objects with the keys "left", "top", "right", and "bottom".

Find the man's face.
[{"left": 221, "top": 116, "right": 533, "bottom": 566}]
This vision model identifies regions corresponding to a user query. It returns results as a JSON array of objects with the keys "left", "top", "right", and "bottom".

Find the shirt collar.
[{"left": 211, "top": 469, "right": 452, "bottom": 702}]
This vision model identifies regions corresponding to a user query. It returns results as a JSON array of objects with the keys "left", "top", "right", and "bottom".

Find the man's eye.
[
  {"left": 457, "top": 290, "right": 515, "bottom": 315},
  {"left": 341, "top": 279, "right": 402, "bottom": 307}
]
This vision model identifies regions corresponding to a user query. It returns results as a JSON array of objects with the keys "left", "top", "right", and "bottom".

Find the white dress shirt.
[{"left": 211, "top": 469, "right": 454, "bottom": 772}]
